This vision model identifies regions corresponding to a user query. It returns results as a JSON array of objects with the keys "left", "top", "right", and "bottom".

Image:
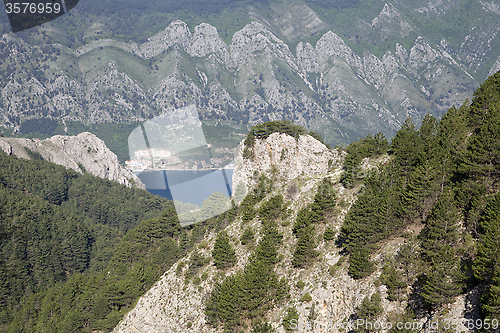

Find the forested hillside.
[
  {"left": 338, "top": 70, "right": 500, "bottom": 323},
  {"left": 0, "top": 153, "right": 173, "bottom": 330},
  {"left": 114, "top": 72, "right": 500, "bottom": 333}
]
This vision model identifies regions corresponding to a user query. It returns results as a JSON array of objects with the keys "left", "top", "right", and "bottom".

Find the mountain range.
[{"left": 0, "top": 0, "right": 499, "bottom": 148}]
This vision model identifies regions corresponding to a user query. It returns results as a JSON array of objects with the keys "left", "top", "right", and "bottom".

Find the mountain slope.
[
  {"left": 0, "top": 150, "right": 174, "bottom": 329},
  {"left": 0, "top": 132, "right": 144, "bottom": 188},
  {"left": 113, "top": 72, "right": 500, "bottom": 332}
]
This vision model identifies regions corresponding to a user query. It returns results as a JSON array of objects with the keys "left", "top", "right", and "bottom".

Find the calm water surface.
[{"left": 135, "top": 169, "right": 233, "bottom": 207}]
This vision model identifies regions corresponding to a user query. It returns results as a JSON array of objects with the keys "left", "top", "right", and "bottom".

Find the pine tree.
[
  {"left": 419, "top": 191, "right": 461, "bottom": 260},
  {"left": 390, "top": 118, "right": 421, "bottom": 177},
  {"left": 381, "top": 263, "right": 406, "bottom": 301},
  {"left": 399, "top": 160, "right": 439, "bottom": 222},
  {"left": 480, "top": 261, "right": 500, "bottom": 320},
  {"left": 421, "top": 246, "right": 464, "bottom": 308},
  {"left": 419, "top": 191, "right": 464, "bottom": 308},
  {"left": 352, "top": 292, "right": 383, "bottom": 333},
  {"left": 240, "top": 227, "right": 254, "bottom": 245},
  {"left": 473, "top": 193, "right": 500, "bottom": 282},
  {"left": 348, "top": 248, "right": 375, "bottom": 280},
  {"left": 292, "top": 225, "right": 318, "bottom": 268},
  {"left": 282, "top": 307, "right": 299, "bottom": 332},
  {"left": 473, "top": 192, "right": 500, "bottom": 319},
  {"left": 310, "top": 178, "right": 336, "bottom": 222},
  {"left": 458, "top": 75, "right": 500, "bottom": 187},
  {"left": 212, "top": 232, "right": 237, "bottom": 270}
]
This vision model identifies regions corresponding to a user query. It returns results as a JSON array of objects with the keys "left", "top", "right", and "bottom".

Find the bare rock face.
[
  {"left": 232, "top": 132, "right": 344, "bottom": 203},
  {"left": 0, "top": 132, "right": 145, "bottom": 189}
]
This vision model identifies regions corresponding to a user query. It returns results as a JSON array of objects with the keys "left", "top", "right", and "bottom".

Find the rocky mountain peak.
[
  {"left": 232, "top": 132, "right": 343, "bottom": 203},
  {"left": 0, "top": 132, "right": 145, "bottom": 189}
]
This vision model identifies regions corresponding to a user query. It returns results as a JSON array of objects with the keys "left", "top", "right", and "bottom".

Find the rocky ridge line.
[{"left": 0, "top": 132, "right": 145, "bottom": 189}]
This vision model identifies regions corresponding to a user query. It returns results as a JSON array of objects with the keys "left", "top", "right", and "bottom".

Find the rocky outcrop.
[
  {"left": 113, "top": 133, "right": 347, "bottom": 333},
  {"left": 0, "top": 132, "right": 145, "bottom": 189},
  {"left": 232, "top": 132, "right": 344, "bottom": 203}
]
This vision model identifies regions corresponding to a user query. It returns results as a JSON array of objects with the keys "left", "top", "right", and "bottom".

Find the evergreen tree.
[
  {"left": 323, "top": 227, "right": 336, "bottom": 241},
  {"left": 212, "top": 232, "right": 237, "bottom": 270},
  {"left": 352, "top": 292, "right": 383, "bottom": 333},
  {"left": 240, "top": 227, "right": 254, "bottom": 245},
  {"left": 480, "top": 261, "right": 500, "bottom": 320},
  {"left": 390, "top": 118, "right": 421, "bottom": 177},
  {"left": 348, "top": 248, "right": 375, "bottom": 280},
  {"left": 310, "top": 178, "right": 336, "bottom": 222},
  {"left": 421, "top": 247, "right": 464, "bottom": 308},
  {"left": 419, "top": 191, "right": 460, "bottom": 260},
  {"left": 419, "top": 191, "right": 464, "bottom": 308},
  {"left": 473, "top": 192, "right": 500, "bottom": 319},
  {"left": 282, "top": 307, "right": 299, "bottom": 332},
  {"left": 292, "top": 225, "right": 318, "bottom": 268},
  {"left": 381, "top": 263, "right": 406, "bottom": 301},
  {"left": 473, "top": 193, "right": 500, "bottom": 282},
  {"left": 258, "top": 195, "right": 283, "bottom": 222}
]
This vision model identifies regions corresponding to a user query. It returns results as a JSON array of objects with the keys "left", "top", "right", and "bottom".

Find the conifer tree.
[
  {"left": 472, "top": 192, "right": 500, "bottom": 319},
  {"left": 390, "top": 118, "right": 421, "bottom": 177},
  {"left": 212, "top": 232, "right": 237, "bottom": 270},
  {"left": 348, "top": 248, "right": 375, "bottom": 280},
  {"left": 381, "top": 263, "right": 406, "bottom": 301},
  {"left": 421, "top": 247, "right": 464, "bottom": 308},
  {"left": 310, "top": 178, "right": 336, "bottom": 222},
  {"left": 282, "top": 307, "right": 299, "bottom": 332},
  {"left": 352, "top": 292, "right": 383, "bottom": 333},
  {"left": 473, "top": 193, "right": 500, "bottom": 282},
  {"left": 480, "top": 261, "right": 500, "bottom": 320},
  {"left": 419, "top": 191, "right": 464, "bottom": 308},
  {"left": 419, "top": 190, "right": 460, "bottom": 259},
  {"left": 418, "top": 114, "right": 438, "bottom": 154},
  {"left": 399, "top": 160, "right": 439, "bottom": 222},
  {"left": 292, "top": 225, "right": 318, "bottom": 268}
]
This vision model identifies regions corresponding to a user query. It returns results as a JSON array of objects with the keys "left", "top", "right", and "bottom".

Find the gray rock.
[{"left": 0, "top": 133, "right": 145, "bottom": 189}]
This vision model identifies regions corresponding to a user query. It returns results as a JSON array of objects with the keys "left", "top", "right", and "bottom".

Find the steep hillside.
[
  {"left": 1, "top": 0, "right": 500, "bottom": 146},
  {"left": 4, "top": 72, "right": 499, "bottom": 332},
  {"left": 0, "top": 151, "right": 173, "bottom": 330},
  {"left": 111, "top": 72, "right": 500, "bottom": 333},
  {"left": 0, "top": 132, "right": 144, "bottom": 188}
]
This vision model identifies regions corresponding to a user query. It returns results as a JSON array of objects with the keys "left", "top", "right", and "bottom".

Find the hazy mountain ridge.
[{"left": 1, "top": 0, "right": 499, "bottom": 145}]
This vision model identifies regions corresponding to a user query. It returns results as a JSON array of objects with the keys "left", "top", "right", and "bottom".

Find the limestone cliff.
[
  {"left": 0, "top": 132, "right": 145, "bottom": 189},
  {"left": 231, "top": 132, "right": 344, "bottom": 204}
]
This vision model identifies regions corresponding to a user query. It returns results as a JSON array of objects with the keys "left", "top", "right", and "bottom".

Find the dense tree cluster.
[
  {"left": 0, "top": 152, "right": 174, "bottom": 328},
  {"left": 205, "top": 194, "right": 289, "bottom": 332},
  {"left": 292, "top": 179, "right": 337, "bottom": 268},
  {"left": 0, "top": 150, "right": 241, "bottom": 332},
  {"left": 339, "top": 71, "right": 500, "bottom": 318}
]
